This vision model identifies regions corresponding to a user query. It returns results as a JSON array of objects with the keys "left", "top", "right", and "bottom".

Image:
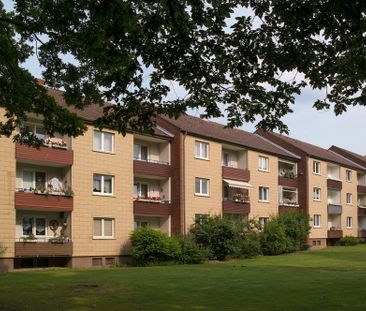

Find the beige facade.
[
  {"left": 71, "top": 126, "right": 134, "bottom": 265},
  {"left": 183, "top": 135, "right": 222, "bottom": 231}
]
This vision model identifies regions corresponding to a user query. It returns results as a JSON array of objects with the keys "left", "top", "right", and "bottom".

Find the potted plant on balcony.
[{"left": 21, "top": 232, "right": 37, "bottom": 243}]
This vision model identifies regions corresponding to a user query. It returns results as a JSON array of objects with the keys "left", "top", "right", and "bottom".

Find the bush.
[
  {"left": 176, "top": 235, "right": 210, "bottom": 264},
  {"left": 339, "top": 236, "right": 362, "bottom": 246},
  {"left": 278, "top": 211, "right": 311, "bottom": 251},
  {"left": 260, "top": 218, "right": 293, "bottom": 255},
  {"left": 130, "top": 227, "right": 180, "bottom": 265},
  {"left": 190, "top": 215, "right": 242, "bottom": 260},
  {"left": 240, "top": 231, "right": 262, "bottom": 258}
]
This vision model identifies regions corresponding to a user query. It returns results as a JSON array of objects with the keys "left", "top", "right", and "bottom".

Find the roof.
[
  {"left": 329, "top": 145, "right": 366, "bottom": 168},
  {"left": 263, "top": 132, "right": 366, "bottom": 170},
  {"left": 161, "top": 114, "right": 300, "bottom": 160},
  {"left": 46, "top": 87, "right": 172, "bottom": 139}
]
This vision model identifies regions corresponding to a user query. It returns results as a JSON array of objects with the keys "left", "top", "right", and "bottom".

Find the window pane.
[
  {"left": 104, "top": 133, "right": 113, "bottom": 152},
  {"left": 103, "top": 176, "right": 112, "bottom": 194},
  {"left": 202, "top": 144, "right": 208, "bottom": 158},
  {"left": 35, "top": 125, "right": 46, "bottom": 140},
  {"left": 202, "top": 179, "right": 208, "bottom": 194},
  {"left": 195, "top": 142, "right": 200, "bottom": 157},
  {"left": 195, "top": 178, "right": 200, "bottom": 193},
  {"left": 35, "top": 218, "right": 46, "bottom": 236},
  {"left": 93, "top": 219, "right": 102, "bottom": 236},
  {"left": 104, "top": 219, "right": 113, "bottom": 237},
  {"left": 35, "top": 172, "right": 46, "bottom": 190},
  {"left": 141, "top": 146, "right": 148, "bottom": 160},
  {"left": 93, "top": 175, "right": 101, "bottom": 192},
  {"left": 133, "top": 183, "right": 139, "bottom": 197},
  {"left": 23, "top": 171, "right": 34, "bottom": 189},
  {"left": 134, "top": 144, "right": 139, "bottom": 159},
  {"left": 22, "top": 217, "right": 33, "bottom": 235},
  {"left": 141, "top": 184, "right": 148, "bottom": 197},
  {"left": 93, "top": 131, "right": 102, "bottom": 150}
]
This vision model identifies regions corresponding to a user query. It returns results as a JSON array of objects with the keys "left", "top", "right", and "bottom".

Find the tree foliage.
[{"left": 0, "top": 0, "right": 365, "bottom": 143}]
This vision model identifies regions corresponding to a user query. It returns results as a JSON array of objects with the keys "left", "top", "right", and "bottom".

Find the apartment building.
[
  {"left": 256, "top": 130, "right": 366, "bottom": 248},
  {"left": 1, "top": 86, "right": 365, "bottom": 272}
]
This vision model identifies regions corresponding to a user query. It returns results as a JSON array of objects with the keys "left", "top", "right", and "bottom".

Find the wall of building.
[
  {"left": 71, "top": 125, "right": 134, "bottom": 265},
  {"left": 183, "top": 135, "right": 222, "bottom": 231}
]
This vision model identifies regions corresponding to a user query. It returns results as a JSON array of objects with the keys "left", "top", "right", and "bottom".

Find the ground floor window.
[
  {"left": 346, "top": 217, "right": 353, "bottom": 228},
  {"left": 93, "top": 218, "right": 115, "bottom": 238}
]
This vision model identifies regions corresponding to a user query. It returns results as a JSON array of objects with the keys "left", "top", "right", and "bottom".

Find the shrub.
[
  {"left": 240, "top": 231, "right": 262, "bottom": 258},
  {"left": 339, "top": 236, "right": 362, "bottom": 246},
  {"left": 176, "top": 235, "right": 210, "bottom": 264},
  {"left": 260, "top": 218, "right": 293, "bottom": 255},
  {"left": 278, "top": 211, "right": 311, "bottom": 251},
  {"left": 190, "top": 215, "right": 242, "bottom": 260},
  {"left": 130, "top": 227, "right": 180, "bottom": 265}
]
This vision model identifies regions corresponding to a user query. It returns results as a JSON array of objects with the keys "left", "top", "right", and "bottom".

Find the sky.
[{"left": 3, "top": 0, "right": 366, "bottom": 155}]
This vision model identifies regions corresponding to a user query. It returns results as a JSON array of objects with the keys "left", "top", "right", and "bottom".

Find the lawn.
[{"left": 1, "top": 245, "right": 366, "bottom": 311}]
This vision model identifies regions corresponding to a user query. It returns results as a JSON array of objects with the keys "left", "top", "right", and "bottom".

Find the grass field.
[{"left": 1, "top": 245, "right": 366, "bottom": 311}]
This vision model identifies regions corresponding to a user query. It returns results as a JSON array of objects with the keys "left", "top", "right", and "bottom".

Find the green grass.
[{"left": 1, "top": 245, "right": 366, "bottom": 311}]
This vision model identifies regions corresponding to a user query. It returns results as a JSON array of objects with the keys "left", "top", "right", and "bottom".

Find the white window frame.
[
  {"left": 134, "top": 144, "right": 149, "bottom": 161},
  {"left": 258, "top": 156, "right": 269, "bottom": 172},
  {"left": 22, "top": 169, "right": 47, "bottom": 190},
  {"left": 313, "top": 214, "right": 321, "bottom": 228},
  {"left": 93, "top": 218, "right": 115, "bottom": 239},
  {"left": 93, "top": 130, "right": 114, "bottom": 153},
  {"left": 259, "top": 186, "right": 269, "bottom": 202},
  {"left": 21, "top": 216, "right": 48, "bottom": 238},
  {"left": 313, "top": 161, "right": 321, "bottom": 175},
  {"left": 195, "top": 141, "right": 209, "bottom": 160},
  {"left": 346, "top": 217, "right": 353, "bottom": 229},
  {"left": 313, "top": 187, "right": 321, "bottom": 201},
  {"left": 195, "top": 178, "right": 210, "bottom": 196},
  {"left": 93, "top": 174, "right": 114, "bottom": 196},
  {"left": 346, "top": 170, "right": 352, "bottom": 182},
  {"left": 346, "top": 193, "right": 352, "bottom": 205},
  {"left": 134, "top": 182, "right": 149, "bottom": 198}
]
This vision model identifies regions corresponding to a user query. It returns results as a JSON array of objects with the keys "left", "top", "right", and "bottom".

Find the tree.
[{"left": 0, "top": 0, "right": 365, "bottom": 144}]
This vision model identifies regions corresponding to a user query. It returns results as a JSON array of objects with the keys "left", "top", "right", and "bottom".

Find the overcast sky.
[{"left": 4, "top": 0, "right": 366, "bottom": 155}]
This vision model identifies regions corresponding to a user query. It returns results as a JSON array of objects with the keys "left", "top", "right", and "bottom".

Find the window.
[
  {"left": 195, "top": 141, "right": 209, "bottom": 159},
  {"left": 92, "top": 258, "right": 103, "bottom": 266},
  {"left": 133, "top": 182, "right": 148, "bottom": 198},
  {"left": 313, "top": 161, "right": 321, "bottom": 174},
  {"left": 313, "top": 214, "right": 321, "bottom": 228},
  {"left": 195, "top": 214, "right": 209, "bottom": 224},
  {"left": 22, "top": 217, "right": 46, "bottom": 237},
  {"left": 259, "top": 187, "right": 269, "bottom": 202},
  {"left": 259, "top": 217, "right": 269, "bottom": 231},
  {"left": 346, "top": 193, "right": 352, "bottom": 205},
  {"left": 134, "top": 220, "right": 148, "bottom": 229},
  {"left": 313, "top": 188, "right": 321, "bottom": 201},
  {"left": 93, "top": 218, "right": 115, "bottom": 238},
  {"left": 93, "top": 174, "right": 114, "bottom": 195},
  {"left": 23, "top": 123, "right": 46, "bottom": 140},
  {"left": 134, "top": 144, "right": 148, "bottom": 161},
  {"left": 22, "top": 170, "right": 46, "bottom": 191},
  {"left": 93, "top": 130, "right": 114, "bottom": 153},
  {"left": 346, "top": 217, "right": 353, "bottom": 228},
  {"left": 105, "top": 257, "right": 115, "bottom": 265},
  {"left": 222, "top": 152, "right": 230, "bottom": 167},
  {"left": 195, "top": 178, "right": 209, "bottom": 196},
  {"left": 346, "top": 170, "right": 352, "bottom": 182},
  {"left": 258, "top": 156, "right": 269, "bottom": 171}
]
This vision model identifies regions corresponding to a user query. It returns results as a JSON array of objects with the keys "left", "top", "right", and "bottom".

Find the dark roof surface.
[
  {"left": 330, "top": 145, "right": 366, "bottom": 168},
  {"left": 266, "top": 132, "right": 365, "bottom": 170},
  {"left": 47, "top": 87, "right": 171, "bottom": 139},
  {"left": 162, "top": 115, "right": 300, "bottom": 159}
]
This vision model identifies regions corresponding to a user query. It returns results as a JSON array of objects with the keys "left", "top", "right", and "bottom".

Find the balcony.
[
  {"left": 327, "top": 204, "right": 342, "bottom": 215},
  {"left": 327, "top": 230, "right": 343, "bottom": 239},
  {"left": 278, "top": 160, "right": 298, "bottom": 187},
  {"left": 133, "top": 199, "right": 172, "bottom": 216},
  {"left": 16, "top": 143, "right": 73, "bottom": 166},
  {"left": 358, "top": 230, "right": 366, "bottom": 238},
  {"left": 222, "top": 166, "right": 250, "bottom": 181},
  {"left": 279, "top": 186, "right": 299, "bottom": 207},
  {"left": 358, "top": 207, "right": 366, "bottom": 216},
  {"left": 358, "top": 185, "right": 366, "bottom": 194},
  {"left": 15, "top": 191, "right": 73, "bottom": 212},
  {"left": 222, "top": 200, "right": 250, "bottom": 214},
  {"left": 327, "top": 179, "right": 342, "bottom": 190},
  {"left": 134, "top": 159, "right": 171, "bottom": 178},
  {"left": 15, "top": 241, "right": 73, "bottom": 257}
]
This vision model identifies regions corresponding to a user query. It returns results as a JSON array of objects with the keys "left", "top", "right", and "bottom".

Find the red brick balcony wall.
[
  {"left": 15, "top": 192, "right": 73, "bottom": 212},
  {"left": 222, "top": 166, "right": 250, "bottom": 181},
  {"left": 16, "top": 144, "right": 73, "bottom": 166}
]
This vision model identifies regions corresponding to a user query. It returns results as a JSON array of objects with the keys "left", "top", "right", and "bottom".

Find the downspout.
[{"left": 182, "top": 130, "right": 187, "bottom": 234}]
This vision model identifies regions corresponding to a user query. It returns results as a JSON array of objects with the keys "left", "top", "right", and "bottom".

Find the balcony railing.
[
  {"left": 327, "top": 229, "right": 343, "bottom": 239},
  {"left": 357, "top": 185, "right": 366, "bottom": 194},
  {"left": 222, "top": 166, "right": 250, "bottom": 181},
  {"left": 15, "top": 241, "right": 73, "bottom": 257},
  {"left": 327, "top": 179, "right": 342, "bottom": 190},
  {"left": 327, "top": 203, "right": 342, "bottom": 214},
  {"left": 134, "top": 159, "right": 171, "bottom": 177},
  {"left": 16, "top": 143, "right": 73, "bottom": 166},
  {"left": 222, "top": 200, "right": 250, "bottom": 214},
  {"left": 133, "top": 200, "right": 172, "bottom": 215},
  {"left": 15, "top": 191, "right": 73, "bottom": 212},
  {"left": 134, "top": 156, "right": 169, "bottom": 165}
]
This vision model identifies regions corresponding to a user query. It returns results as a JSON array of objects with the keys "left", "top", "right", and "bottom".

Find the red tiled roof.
[
  {"left": 161, "top": 114, "right": 300, "bottom": 159},
  {"left": 265, "top": 132, "right": 365, "bottom": 170}
]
